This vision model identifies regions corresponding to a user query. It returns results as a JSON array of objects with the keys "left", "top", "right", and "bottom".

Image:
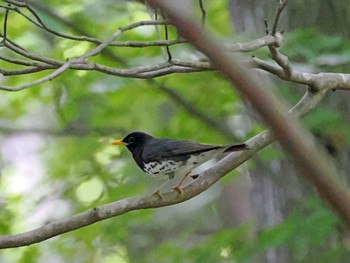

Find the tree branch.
[
  {"left": 270, "top": 0, "right": 287, "bottom": 35},
  {"left": 252, "top": 56, "right": 350, "bottom": 90},
  {"left": 1, "top": 0, "right": 349, "bottom": 92},
  {"left": 0, "top": 87, "right": 325, "bottom": 249}
]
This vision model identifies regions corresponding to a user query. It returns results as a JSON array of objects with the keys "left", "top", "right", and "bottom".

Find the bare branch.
[
  {"left": 0, "top": 86, "right": 326, "bottom": 248},
  {"left": 2, "top": 0, "right": 26, "bottom": 7},
  {"left": 225, "top": 35, "right": 280, "bottom": 52},
  {"left": 0, "top": 1, "right": 299, "bottom": 92},
  {"left": 0, "top": 23, "right": 124, "bottom": 90},
  {"left": 0, "top": 62, "right": 71, "bottom": 91},
  {"left": 0, "top": 54, "right": 50, "bottom": 67},
  {"left": 252, "top": 57, "right": 350, "bottom": 91},
  {"left": 0, "top": 19, "right": 175, "bottom": 91},
  {"left": 3, "top": 38, "right": 63, "bottom": 66},
  {"left": 160, "top": 10, "right": 173, "bottom": 61},
  {"left": 0, "top": 66, "right": 55, "bottom": 76},
  {"left": 0, "top": 0, "right": 349, "bottom": 95},
  {"left": 79, "top": 59, "right": 211, "bottom": 77},
  {"left": 110, "top": 39, "right": 185, "bottom": 48},
  {"left": 270, "top": 0, "right": 287, "bottom": 35},
  {"left": 267, "top": 35, "right": 294, "bottom": 78},
  {"left": 2, "top": 2, "right": 10, "bottom": 40},
  {"left": 3, "top": 0, "right": 172, "bottom": 45}
]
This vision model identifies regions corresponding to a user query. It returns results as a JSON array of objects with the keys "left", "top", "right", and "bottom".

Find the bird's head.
[{"left": 112, "top": 131, "right": 154, "bottom": 153}]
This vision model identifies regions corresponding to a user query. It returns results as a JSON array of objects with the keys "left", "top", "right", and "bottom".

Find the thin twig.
[
  {"left": 10, "top": 6, "right": 101, "bottom": 43},
  {"left": 263, "top": 19, "right": 269, "bottom": 34},
  {"left": 0, "top": 62, "right": 71, "bottom": 91},
  {"left": 0, "top": 54, "right": 51, "bottom": 67},
  {"left": 266, "top": 2, "right": 293, "bottom": 81},
  {"left": 110, "top": 39, "right": 185, "bottom": 48},
  {"left": 4, "top": 0, "right": 172, "bottom": 45},
  {"left": 0, "top": 66, "right": 55, "bottom": 76},
  {"left": 161, "top": 10, "right": 172, "bottom": 61},
  {"left": 3, "top": 38, "right": 62, "bottom": 65},
  {"left": 0, "top": 23, "right": 131, "bottom": 91},
  {"left": 270, "top": 0, "right": 287, "bottom": 35},
  {"left": 198, "top": 0, "right": 206, "bottom": 26},
  {"left": 2, "top": 3, "right": 10, "bottom": 41},
  {"left": 2, "top": 0, "right": 26, "bottom": 7}
]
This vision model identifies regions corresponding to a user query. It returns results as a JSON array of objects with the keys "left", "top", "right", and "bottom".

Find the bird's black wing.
[{"left": 142, "top": 138, "right": 222, "bottom": 162}]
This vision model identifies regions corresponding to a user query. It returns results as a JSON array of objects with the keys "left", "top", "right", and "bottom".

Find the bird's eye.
[{"left": 128, "top": 137, "right": 135, "bottom": 144}]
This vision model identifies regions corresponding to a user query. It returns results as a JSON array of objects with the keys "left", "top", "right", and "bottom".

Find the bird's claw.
[
  {"left": 152, "top": 189, "right": 165, "bottom": 200},
  {"left": 171, "top": 185, "right": 184, "bottom": 195}
]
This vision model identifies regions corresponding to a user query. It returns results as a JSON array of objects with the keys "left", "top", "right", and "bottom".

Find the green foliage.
[
  {"left": 204, "top": 0, "right": 231, "bottom": 36},
  {"left": 303, "top": 108, "right": 341, "bottom": 135},
  {"left": 135, "top": 197, "right": 346, "bottom": 263},
  {"left": 282, "top": 29, "right": 350, "bottom": 71},
  {"left": 258, "top": 198, "right": 336, "bottom": 257}
]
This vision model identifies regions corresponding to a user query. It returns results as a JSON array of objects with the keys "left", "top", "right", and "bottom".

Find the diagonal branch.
[
  {"left": 0, "top": 88, "right": 326, "bottom": 249},
  {"left": 150, "top": 0, "right": 350, "bottom": 228}
]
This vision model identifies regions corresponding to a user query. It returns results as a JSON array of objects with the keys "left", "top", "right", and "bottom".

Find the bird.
[{"left": 112, "top": 131, "right": 248, "bottom": 195}]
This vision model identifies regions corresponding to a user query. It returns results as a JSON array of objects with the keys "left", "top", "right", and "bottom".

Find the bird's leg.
[{"left": 172, "top": 171, "right": 191, "bottom": 194}]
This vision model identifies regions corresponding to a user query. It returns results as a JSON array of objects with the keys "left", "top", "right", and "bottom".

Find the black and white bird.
[{"left": 112, "top": 131, "right": 248, "bottom": 193}]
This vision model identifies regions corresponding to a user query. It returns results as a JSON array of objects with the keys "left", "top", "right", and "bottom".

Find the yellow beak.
[{"left": 112, "top": 140, "right": 128, "bottom": 146}]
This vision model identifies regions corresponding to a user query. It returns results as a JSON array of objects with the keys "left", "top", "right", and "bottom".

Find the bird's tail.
[{"left": 224, "top": 143, "right": 249, "bottom": 152}]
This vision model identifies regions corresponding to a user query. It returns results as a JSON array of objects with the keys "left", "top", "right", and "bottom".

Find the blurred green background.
[{"left": 0, "top": 0, "right": 350, "bottom": 262}]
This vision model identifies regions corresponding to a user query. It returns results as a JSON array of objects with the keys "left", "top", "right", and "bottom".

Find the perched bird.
[{"left": 112, "top": 131, "right": 248, "bottom": 194}]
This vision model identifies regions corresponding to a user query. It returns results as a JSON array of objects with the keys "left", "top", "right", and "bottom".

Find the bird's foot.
[
  {"left": 152, "top": 189, "right": 165, "bottom": 200},
  {"left": 171, "top": 185, "right": 184, "bottom": 195},
  {"left": 171, "top": 171, "right": 190, "bottom": 195}
]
